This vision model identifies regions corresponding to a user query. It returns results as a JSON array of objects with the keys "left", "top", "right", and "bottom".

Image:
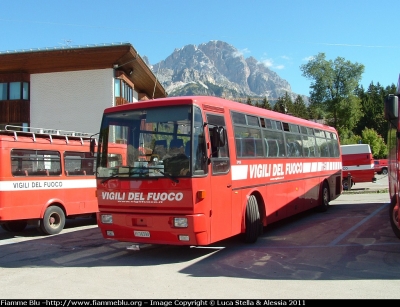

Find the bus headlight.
[
  {"left": 174, "top": 217, "right": 188, "bottom": 228},
  {"left": 101, "top": 214, "right": 113, "bottom": 224}
]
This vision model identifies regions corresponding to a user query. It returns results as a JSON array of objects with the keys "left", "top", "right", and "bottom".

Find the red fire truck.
[
  {"left": 340, "top": 144, "right": 376, "bottom": 190},
  {"left": 0, "top": 125, "right": 125, "bottom": 234}
]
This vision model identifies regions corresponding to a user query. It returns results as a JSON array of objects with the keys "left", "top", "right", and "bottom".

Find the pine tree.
[
  {"left": 261, "top": 97, "right": 272, "bottom": 110},
  {"left": 273, "top": 96, "right": 286, "bottom": 114},
  {"left": 292, "top": 95, "right": 308, "bottom": 119}
]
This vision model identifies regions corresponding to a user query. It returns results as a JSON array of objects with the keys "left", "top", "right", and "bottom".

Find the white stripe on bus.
[
  {"left": 231, "top": 165, "right": 248, "bottom": 180},
  {"left": 0, "top": 179, "right": 96, "bottom": 191},
  {"left": 231, "top": 161, "right": 342, "bottom": 181}
]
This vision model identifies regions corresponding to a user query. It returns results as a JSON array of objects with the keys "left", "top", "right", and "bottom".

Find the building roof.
[{"left": 0, "top": 42, "right": 167, "bottom": 99}]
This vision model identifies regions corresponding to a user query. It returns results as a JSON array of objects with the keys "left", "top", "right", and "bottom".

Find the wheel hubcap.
[{"left": 49, "top": 214, "right": 60, "bottom": 228}]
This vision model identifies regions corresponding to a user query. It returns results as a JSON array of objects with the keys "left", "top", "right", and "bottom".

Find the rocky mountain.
[{"left": 147, "top": 40, "right": 306, "bottom": 104}]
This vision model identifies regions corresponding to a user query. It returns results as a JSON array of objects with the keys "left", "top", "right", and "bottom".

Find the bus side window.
[
  {"left": 265, "top": 139, "right": 279, "bottom": 157},
  {"left": 264, "top": 139, "right": 269, "bottom": 157}
]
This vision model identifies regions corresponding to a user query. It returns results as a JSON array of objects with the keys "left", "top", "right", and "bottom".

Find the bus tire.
[
  {"left": 389, "top": 199, "right": 400, "bottom": 239},
  {"left": 317, "top": 182, "right": 330, "bottom": 212},
  {"left": 40, "top": 206, "right": 65, "bottom": 235},
  {"left": 244, "top": 195, "right": 261, "bottom": 243},
  {"left": 2, "top": 221, "right": 27, "bottom": 232}
]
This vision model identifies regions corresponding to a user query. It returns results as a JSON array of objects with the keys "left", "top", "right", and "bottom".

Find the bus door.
[{"left": 206, "top": 114, "right": 232, "bottom": 242}]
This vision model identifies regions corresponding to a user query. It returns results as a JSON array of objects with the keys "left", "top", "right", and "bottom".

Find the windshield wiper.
[
  {"left": 100, "top": 167, "right": 179, "bottom": 184},
  {"left": 101, "top": 173, "right": 119, "bottom": 184},
  {"left": 159, "top": 171, "right": 179, "bottom": 183}
]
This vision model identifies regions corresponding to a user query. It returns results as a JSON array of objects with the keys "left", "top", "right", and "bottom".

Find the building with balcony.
[{"left": 0, "top": 43, "right": 167, "bottom": 134}]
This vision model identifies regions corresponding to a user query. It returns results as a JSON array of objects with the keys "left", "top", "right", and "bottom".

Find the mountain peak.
[{"left": 151, "top": 40, "right": 299, "bottom": 101}]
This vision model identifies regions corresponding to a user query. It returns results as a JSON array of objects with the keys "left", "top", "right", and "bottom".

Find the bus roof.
[{"left": 104, "top": 96, "right": 337, "bottom": 132}]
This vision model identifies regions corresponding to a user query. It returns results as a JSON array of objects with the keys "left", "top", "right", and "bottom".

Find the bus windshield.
[{"left": 96, "top": 105, "right": 207, "bottom": 179}]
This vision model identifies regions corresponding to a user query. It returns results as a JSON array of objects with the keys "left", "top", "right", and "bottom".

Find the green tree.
[
  {"left": 274, "top": 92, "right": 293, "bottom": 114},
  {"left": 300, "top": 53, "right": 364, "bottom": 133},
  {"left": 246, "top": 97, "right": 252, "bottom": 105},
  {"left": 307, "top": 100, "right": 325, "bottom": 120},
  {"left": 292, "top": 95, "right": 308, "bottom": 119},
  {"left": 355, "top": 82, "right": 397, "bottom": 144},
  {"left": 361, "top": 128, "right": 388, "bottom": 158},
  {"left": 339, "top": 128, "right": 362, "bottom": 145},
  {"left": 340, "top": 128, "right": 387, "bottom": 158},
  {"left": 273, "top": 96, "right": 286, "bottom": 114},
  {"left": 283, "top": 92, "right": 294, "bottom": 114},
  {"left": 261, "top": 97, "right": 272, "bottom": 110}
]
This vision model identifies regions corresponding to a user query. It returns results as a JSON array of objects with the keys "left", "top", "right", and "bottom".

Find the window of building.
[
  {"left": 22, "top": 82, "right": 29, "bottom": 99},
  {"left": 114, "top": 79, "right": 121, "bottom": 97},
  {"left": 0, "top": 82, "right": 29, "bottom": 100},
  {"left": 114, "top": 78, "right": 134, "bottom": 103},
  {"left": 10, "top": 82, "right": 21, "bottom": 100},
  {"left": 0, "top": 83, "right": 7, "bottom": 100}
]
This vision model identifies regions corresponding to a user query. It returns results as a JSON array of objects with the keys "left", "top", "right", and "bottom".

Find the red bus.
[
  {"left": 384, "top": 93, "right": 400, "bottom": 239},
  {"left": 341, "top": 144, "right": 376, "bottom": 190},
  {"left": 94, "top": 96, "right": 342, "bottom": 245},
  {"left": 0, "top": 126, "right": 125, "bottom": 235}
]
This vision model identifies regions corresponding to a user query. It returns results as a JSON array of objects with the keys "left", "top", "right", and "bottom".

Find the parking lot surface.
[{"left": 0, "top": 175, "right": 399, "bottom": 299}]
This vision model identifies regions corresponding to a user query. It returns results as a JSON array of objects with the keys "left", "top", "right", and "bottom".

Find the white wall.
[{"left": 30, "top": 69, "right": 114, "bottom": 134}]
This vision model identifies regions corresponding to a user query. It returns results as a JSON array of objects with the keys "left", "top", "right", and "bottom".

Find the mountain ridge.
[{"left": 145, "top": 40, "right": 307, "bottom": 103}]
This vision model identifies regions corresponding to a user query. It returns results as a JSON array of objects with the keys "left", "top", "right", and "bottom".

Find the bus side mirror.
[
  {"left": 384, "top": 94, "right": 398, "bottom": 126},
  {"left": 90, "top": 138, "right": 96, "bottom": 157}
]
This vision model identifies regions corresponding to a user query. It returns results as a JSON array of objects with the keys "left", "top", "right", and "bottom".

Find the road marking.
[{"left": 328, "top": 203, "right": 389, "bottom": 246}]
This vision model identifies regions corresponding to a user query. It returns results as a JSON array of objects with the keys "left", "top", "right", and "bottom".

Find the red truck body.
[{"left": 341, "top": 144, "right": 376, "bottom": 189}]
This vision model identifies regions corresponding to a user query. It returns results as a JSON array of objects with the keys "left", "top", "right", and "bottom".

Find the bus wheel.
[
  {"left": 389, "top": 200, "right": 400, "bottom": 239},
  {"left": 40, "top": 206, "right": 65, "bottom": 235},
  {"left": 244, "top": 195, "right": 261, "bottom": 243},
  {"left": 317, "top": 182, "right": 330, "bottom": 212},
  {"left": 2, "top": 221, "right": 27, "bottom": 232}
]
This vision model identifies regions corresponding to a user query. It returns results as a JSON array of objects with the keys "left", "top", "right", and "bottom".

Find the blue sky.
[{"left": 1, "top": 0, "right": 398, "bottom": 96}]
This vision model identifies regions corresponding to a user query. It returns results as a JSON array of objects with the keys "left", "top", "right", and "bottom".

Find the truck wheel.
[
  {"left": 389, "top": 200, "right": 400, "bottom": 239},
  {"left": 342, "top": 179, "right": 352, "bottom": 190},
  {"left": 40, "top": 206, "right": 65, "bottom": 235},
  {"left": 244, "top": 195, "right": 261, "bottom": 243},
  {"left": 382, "top": 168, "right": 388, "bottom": 175},
  {"left": 316, "top": 182, "right": 330, "bottom": 212}
]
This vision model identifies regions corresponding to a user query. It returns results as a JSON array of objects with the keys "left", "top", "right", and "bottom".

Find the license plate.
[{"left": 134, "top": 230, "right": 150, "bottom": 238}]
